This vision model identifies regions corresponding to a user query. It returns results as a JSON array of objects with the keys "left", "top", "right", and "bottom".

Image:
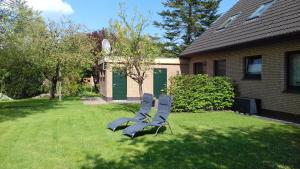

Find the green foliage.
[
  {"left": 0, "top": 1, "right": 47, "bottom": 98},
  {"left": 4, "top": 64, "right": 44, "bottom": 99},
  {"left": 38, "top": 19, "right": 96, "bottom": 100},
  {"left": 0, "top": 69, "right": 9, "bottom": 93},
  {"left": 79, "top": 90, "right": 100, "bottom": 97},
  {"left": 0, "top": 1, "right": 97, "bottom": 99},
  {"left": 62, "top": 75, "right": 82, "bottom": 97},
  {"left": 77, "top": 84, "right": 97, "bottom": 97},
  {"left": 169, "top": 74, "right": 235, "bottom": 112},
  {"left": 154, "top": 0, "right": 221, "bottom": 55}
]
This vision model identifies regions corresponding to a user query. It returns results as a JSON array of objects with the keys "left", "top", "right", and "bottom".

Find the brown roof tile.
[{"left": 181, "top": 0, "right": 300, "bottom": 57}]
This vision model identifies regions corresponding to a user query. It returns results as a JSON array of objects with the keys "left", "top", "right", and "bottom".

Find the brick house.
[{"left": 180, "top": 0, "right": 300, "bottom": 117}]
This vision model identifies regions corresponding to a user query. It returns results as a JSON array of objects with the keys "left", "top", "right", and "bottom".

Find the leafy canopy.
[
  {"left": 0, "top": 0, "right": 47, "bottom": 98},
  {"left": 154, "top": 0, "right": 221, "bottom": 56}
]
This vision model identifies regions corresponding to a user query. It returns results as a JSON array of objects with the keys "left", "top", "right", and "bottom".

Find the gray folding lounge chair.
[
  {"left": 107, "top": 93, "right": 153, "bottom": 131},
  {"left": 123, "top": 95, "right": 173, "bottom": 138}
]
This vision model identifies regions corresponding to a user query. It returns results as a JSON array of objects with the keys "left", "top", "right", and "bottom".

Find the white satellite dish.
[{"left": 102, "top": 39, "right": 111, "bottom": 54}]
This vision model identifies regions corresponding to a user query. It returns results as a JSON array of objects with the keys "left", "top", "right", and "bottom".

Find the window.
[
  {"left": 287, "top": 52, "right": 300, "bottom": 91},
  {"left": 218, "top": 13, "right": 240, "bottom": 30},
  {"left": 248, "top": 1, "right": 274, "bottom": 20},
  {"left": 244, "top": 56, "right": 262, "bottom": 79},
  {"left": 214, "top": 60, "right": 226, "bottom": 76},
  {"left": 194, "top": 62, "right": 207, "bottom": 75}
]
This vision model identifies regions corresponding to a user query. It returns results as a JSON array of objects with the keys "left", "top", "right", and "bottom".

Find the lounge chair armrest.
[
  {"left": 159, "top": 116, "right": 171, "bottom": 127},
  {"left": 159, "top": 115, "right": 166, "bottom": 121},
  {"left": 139, "top": 112, "right": 151, "bottom": 118}
]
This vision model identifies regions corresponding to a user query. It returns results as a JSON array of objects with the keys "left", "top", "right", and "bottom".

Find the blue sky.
[{"left": 30, "top": 0, "right": 239, "bottom": 36}]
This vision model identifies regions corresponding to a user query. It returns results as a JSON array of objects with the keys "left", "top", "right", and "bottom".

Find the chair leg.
[
  {"left": 155, "top": 126, "right": 163, "bottom": 136},
  {"left": 167, "top": 123, "right": 173, "bottom": 135},
  {"left": 131, "top": 133, "right": 135, "bottom": 139}
]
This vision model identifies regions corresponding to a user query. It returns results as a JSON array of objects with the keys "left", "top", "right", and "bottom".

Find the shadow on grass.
[
  {"left": 104, "top": 103, "right": 140, "bottom": 113},
  {"left": 0, "top": 99, "right": 60, "bottom": 122},
  {"left": 111, "top": 122, "right": 167, "bottom": 136},
  {"left": 82, "top": 126, "right": 300, "bottom": 169}
]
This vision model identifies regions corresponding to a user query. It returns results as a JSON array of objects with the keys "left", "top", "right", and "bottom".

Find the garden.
[
  {"left": 0, "top": 98, "right": 300, "bottom": 169},
  {"left": 1, "top": 1, "right": 300, "bottom": 169}
]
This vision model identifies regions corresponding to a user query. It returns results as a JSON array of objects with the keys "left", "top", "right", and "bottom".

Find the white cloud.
[{"left": 26, "top": 0, "right": 74, "bottom": 15}]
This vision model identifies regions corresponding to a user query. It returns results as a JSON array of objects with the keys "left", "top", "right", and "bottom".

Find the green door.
[
  {"left": 112, "top": 70, "right": 127, "bottom": 100},
  {"left": 153, "top": 68, "right": 167, "bottom": 98}
]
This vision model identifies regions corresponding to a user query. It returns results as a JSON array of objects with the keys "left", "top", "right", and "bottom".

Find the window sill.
[
  {"left": 246, "top": 16, "right": 259, "bottom": 21},
  {"left": 242, "top": 76, "right": 262, "bottom": 81}
]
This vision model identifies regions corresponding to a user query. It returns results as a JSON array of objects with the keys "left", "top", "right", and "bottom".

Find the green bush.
[
  {"left": 76, "top": 84, "right": 99, "bottom": 97},
  {"left": 4, "top": 64, "right": 44, "bottom": 99},
  {"left": 168, "top": 74, "right": 235, "bottom": 112}
]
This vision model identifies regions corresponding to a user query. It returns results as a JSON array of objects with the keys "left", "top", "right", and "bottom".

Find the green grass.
[{"left": 0, "top": 98, "right": 299, "bottom": 169}]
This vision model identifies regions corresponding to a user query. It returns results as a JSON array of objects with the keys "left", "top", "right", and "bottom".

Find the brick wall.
[{"left": 189, "top": 39, "right": 300, "bottom": 115}]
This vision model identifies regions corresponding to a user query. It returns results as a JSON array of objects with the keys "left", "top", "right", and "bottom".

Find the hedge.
[{"left": 168, "top": 74, "right": 235, "bottom": 112}]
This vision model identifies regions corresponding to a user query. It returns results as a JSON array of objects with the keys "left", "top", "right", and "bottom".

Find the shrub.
[
  {"left": 4, "top": 64, "right": 44, "bottom": 99},
  {"left": 168, "top": 74, "right": 235, "bottom": 112},
  {"left": 76, "top": 84, "right": 99, "bottom": 97}
]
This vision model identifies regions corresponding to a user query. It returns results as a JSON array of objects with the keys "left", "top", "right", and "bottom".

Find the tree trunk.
[
  {"left": 186, "top": 2, "right": 193, "bottom": 44},
  {"left": 57, "top": 65, "right": 62, "bottom": 102},
  {"left": 50, "top": 63, "right": 61, "bottom": 100},
  {"left": 50, "top": 77, "right": 57, "bottom": 99},
  {"left": 138, "top": 82, "right": 143, "bottom": 100}
]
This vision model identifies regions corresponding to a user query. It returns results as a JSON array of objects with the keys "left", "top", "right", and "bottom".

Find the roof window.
[
  {"left": 217, "top": 13, "right": 240, "bottom": 30},
  {"left": 248, "top": 1, "right": 274, "bottom": 20}
]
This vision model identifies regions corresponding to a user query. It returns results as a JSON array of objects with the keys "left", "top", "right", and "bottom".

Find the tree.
[
  {"left": 154, "top": 0, "right": 221, "bottom": 56},
  {"left": 0, "top": 69, "right": 9, "bottom": 94},
  {"left": 38, "top": 19, "right": 96, "bottom": 100},
  {"left": 88, "top": 28, "right": 112, "bottom": 90},
  {"left": 108, "top": 5, "right": 161, "bottom": 99},
  {"left": 0, "top": 1, "right": 97, "bottom": 99},
  {"left": 0, "top": 0, "right": 47, "bottom": 98}
]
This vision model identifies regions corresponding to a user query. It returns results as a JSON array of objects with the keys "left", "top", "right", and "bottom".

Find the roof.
[
  {"left": 180, "top": 0, "right": 300, "bottom": 57},
  {"left": 154, "top": 58, "right": 189, "bottom": 65},
  {"left": 100, "top": 57, "right": 189, "bottom": 65}
]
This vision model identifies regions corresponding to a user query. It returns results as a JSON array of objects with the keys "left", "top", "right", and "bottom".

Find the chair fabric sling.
[
  {"left": 123, "top": 95, "right": 172, "bottom": 138},
  {"left": 107, "top": 93, "right": 153, "bottom": 131}
]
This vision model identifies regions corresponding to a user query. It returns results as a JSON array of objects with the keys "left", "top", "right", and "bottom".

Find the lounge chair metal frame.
[
  {"left": 123, "top": 95, "right": 173, "bottom": 138},
  {"left": 154, "top": 116, "right": 173, "bottom": 136},
  {"left": 107, "top": 93, "right": 153, "bottom": 131}
]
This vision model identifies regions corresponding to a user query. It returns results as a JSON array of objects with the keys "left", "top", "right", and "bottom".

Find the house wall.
[
  {"left": 99, "top": 65, "right": 112, "bottom": 100},
  {"left": 127, "top": 63, "right": 189, "bottom": 100},
  {"left": 100, "top": 59, "right": 189, "bottom": 101},
  {"left": 99, "top": 66, "right": 111, "bottom": 99},
  {"left": 189, "top": 39, "right": 300, "bottom": 115}
]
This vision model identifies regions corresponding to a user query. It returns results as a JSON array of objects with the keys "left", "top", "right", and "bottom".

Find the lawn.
[{"left": 0, "top": 98, "right": 299, "bottom": 169}]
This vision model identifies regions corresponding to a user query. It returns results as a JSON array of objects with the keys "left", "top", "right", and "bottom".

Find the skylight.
[
  {"left": 248, "top": 0, "right": 274, "bottom": 20},
  {"left": 217, "top": 13, "right": 240, "bottom": 30}
]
